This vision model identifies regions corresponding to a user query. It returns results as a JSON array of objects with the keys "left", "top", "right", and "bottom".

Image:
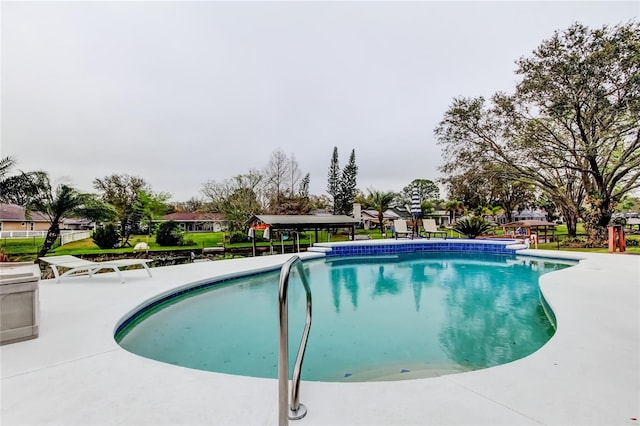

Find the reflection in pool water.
[{"left": 116, "top": 252, "right": 573, "bottom": 382}]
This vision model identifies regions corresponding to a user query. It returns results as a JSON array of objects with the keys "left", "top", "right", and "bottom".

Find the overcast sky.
[{"left": 2, "top": 1, "right": 638, "bottom": 202}]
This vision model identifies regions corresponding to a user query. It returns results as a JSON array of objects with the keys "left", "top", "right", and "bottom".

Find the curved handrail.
[{"left": 278, "top": 255, "right": 312, "bottom": 425}]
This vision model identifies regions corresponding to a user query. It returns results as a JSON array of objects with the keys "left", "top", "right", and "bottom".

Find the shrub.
[
  {"left": 156, "top": 221, "right": 185, "bottom": 246},
  {"left": 229, "top": 231, "right": 248, "bottom": 244},
  {"left": 453, "top": 217, "right": 493, "bottom": 239},
  {"left": 560, "top": 236, "right": 586, "bottom": 247},
  {"left": 625, "top": 238, "right": 639, "bottom": 247},
  {"left": 92, "top": 223, "right": 120, "bottom": 249}
]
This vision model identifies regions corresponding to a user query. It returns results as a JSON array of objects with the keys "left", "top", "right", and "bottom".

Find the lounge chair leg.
[
  {"left": 51, "top": 266, "right": 61, "bottom": 284},
  {"left": 112, "top": 268, "right": 125, "bottom": 284},
  {"left": 140, "top": 263, "right": 152, "bottom": 278}
]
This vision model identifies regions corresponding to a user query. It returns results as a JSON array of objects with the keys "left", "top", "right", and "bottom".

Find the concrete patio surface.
[{"left": 1, "top": 246, "right": 638, "bottom": 425}]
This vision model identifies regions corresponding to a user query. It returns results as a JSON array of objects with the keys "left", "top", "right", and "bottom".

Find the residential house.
[
  {"left": 497, "top": 210, "right": 548, "bottom": 224},
  {"left": 388, "top": 203, "right": 451, "bottom": 227},
  {"left": 423, "top": 205, "right": 451, "bottom": 227},
  {"left": 0, "top": 204, "right": 50, "bottom": 232},
  {"left": 388, "top": 205, "right": 413, "bottom": 220},
  {"left": 159, "top": 212, "right": 227, "bottom": 232},
  {"left": 62, "top": 218, "right": 94, "bottom": 230},
  {"left": 360, "top": 209, "right": 401, "bottom": 230}
]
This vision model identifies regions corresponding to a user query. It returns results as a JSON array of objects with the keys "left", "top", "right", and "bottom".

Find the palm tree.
[
  {"left": 366, "top": 190, "right": 396, "bottom": 236},
  {"left": 0, "top": 156, "right": 15, "bottom": 180},
  {"left": 452, "top": 216, "right": 493, "bottom": 239},
  {"left": 0, "top": 156, "right": 16, "bottom": 203},
  {"left": 445, "top": 200, "right": 465, "bottom": 224},
  {"left": 0, "top": 156, "right": 41, "bottom": 205},
  {"left": 28, "top": 175, "right": 90, "bottom": 256},
  {"left": 484, "top": 205, "right": 504, "bottom": 223},
  {"left": 421, "top": 200, "right": 436, "bottom": 215}
]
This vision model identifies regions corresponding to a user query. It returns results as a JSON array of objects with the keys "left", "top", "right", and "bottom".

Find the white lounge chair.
[
  {"left": 393, "top": 219, "right": 413, "bottom": 239},
  {"left": 422, "top": 219, "right": 447, "bottom": 239},
  {"left": 39, "top": 255, "right": 153, "bottom": 283}
]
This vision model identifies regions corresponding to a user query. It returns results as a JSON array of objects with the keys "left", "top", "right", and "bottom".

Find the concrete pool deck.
[{"left": 1, "top": 246, "right": 639, "bottom": 425}]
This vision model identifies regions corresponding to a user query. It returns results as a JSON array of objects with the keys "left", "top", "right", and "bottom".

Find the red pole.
[
  {"left": 608, "top": 226, "right": 616, "bottom": 253},
  {"left": 618, "top": 227, "right": 626, "bottom": 252}
]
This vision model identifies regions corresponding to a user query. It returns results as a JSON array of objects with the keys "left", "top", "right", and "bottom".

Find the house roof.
[
  {"left": 162, "top": 212, "right": 225, "bottom": 222},
  {"left": 247, "top": 214, "right": 359, "bottom": 230},
  {"left": 425, "top": 211, "right": 449, "bottom": 217},
  {"left": 361, "top": 209, "right": 400, "bottom": 220},
  {"left": 503, "top": 220, "right": 557, "bottom": 228},
  {"left": 513, "top": 210, "right": 547, "bottom": 218},
  {"left": 62, "top": 218, "right": 93, "bottom": 225},
  {"left": 0, "top": 204, "right": 49, "bottom": 222},
  {"left": 387, "top": 206, "right": 413, "bottom": 218}
]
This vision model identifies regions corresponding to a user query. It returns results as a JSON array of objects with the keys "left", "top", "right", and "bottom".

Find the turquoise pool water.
[{"left": 116, "top": 252, "right": 573, "bottom": 382}]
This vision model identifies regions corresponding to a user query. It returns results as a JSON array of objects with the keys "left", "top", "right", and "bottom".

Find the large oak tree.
[{"left": 437, "top": 22, "right": 640, "bottom": 242}]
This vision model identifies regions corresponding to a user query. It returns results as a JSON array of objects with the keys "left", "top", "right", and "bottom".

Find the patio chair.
[
  {"left": 393, "top": 219, "right": 413, "bottom": 239},
  {"left": 39, "top": 255, "right": 153, "bottom": 283},
  {"left": 422, "top": 219, "right": 447, "bottom": 239}
]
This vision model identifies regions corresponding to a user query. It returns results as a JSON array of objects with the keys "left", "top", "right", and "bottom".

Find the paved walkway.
[{"left": 1, "top": 249, "right": 638, "bottom": 425}]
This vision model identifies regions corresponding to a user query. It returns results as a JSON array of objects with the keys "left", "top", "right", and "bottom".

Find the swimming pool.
[{"left": 116, "top": 252, "right": 574, "bottom": 382}]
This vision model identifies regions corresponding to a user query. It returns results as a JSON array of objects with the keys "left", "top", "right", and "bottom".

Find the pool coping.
[{"left": 1, "top": 242, "right": 638, "bottom": 425}]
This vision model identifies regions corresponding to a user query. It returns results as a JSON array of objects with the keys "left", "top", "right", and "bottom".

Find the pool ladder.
[{"left": 278, "top": 255, "right": 312, "bottom": 426}]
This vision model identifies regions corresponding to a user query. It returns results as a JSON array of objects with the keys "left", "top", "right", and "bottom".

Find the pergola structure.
[
  {"left": 627, "top": 218, "right": 640, "bottom": 233},
  {"left": 502, "top": 220, "right": 557, "bottom": 243},
  {"left": 246, "top": 214, "right": 361, "bottom": 256}
]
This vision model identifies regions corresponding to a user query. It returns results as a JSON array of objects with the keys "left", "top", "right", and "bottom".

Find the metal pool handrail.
[{"left": 278, "top": 255, "right": 312, "bottom": 426}]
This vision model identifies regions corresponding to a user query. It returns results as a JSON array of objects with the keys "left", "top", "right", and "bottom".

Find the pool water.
[{"left": 116, "top": 252, "right": 573, "bottom": 382}]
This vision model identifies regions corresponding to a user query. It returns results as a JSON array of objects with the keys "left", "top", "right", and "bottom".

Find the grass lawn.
[
  {"left": 0, "top": 237, "right": 47, "bottom": 255},
  {"left": 2, "top": 227, "right": 638, "bottom": 261},
  {"left": 0, "top": 234, "right": 225, "bottom": 261},
  {"left": 38, "top": 230, "right": 358, "bottom": 256},
  {"left": 536, "top": 237, "right": 640, "bottom": 254},
  {"left": 50, "top": 233, "right": 226, "bottom": 256}
]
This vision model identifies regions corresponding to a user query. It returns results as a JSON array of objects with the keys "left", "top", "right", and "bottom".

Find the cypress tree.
[
  {"left": 327, "top": 147, "right": 340, "bottom": 213},
  {"left": 338, "top": 149, "right": 358, "bottom": 215},
  {"left": 299, "top": 173, "right": 310, "bottom": 198}
]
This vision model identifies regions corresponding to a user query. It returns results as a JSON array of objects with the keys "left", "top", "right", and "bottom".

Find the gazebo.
[
  {"left": 246, "top": 214, "right": 361, "bottom": 256},
  {"left": 502, "top": 220, "right": 557, "bottom": 243},
  {"left": 627, "top": 218, "right": 640, "bottom": 233}
]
